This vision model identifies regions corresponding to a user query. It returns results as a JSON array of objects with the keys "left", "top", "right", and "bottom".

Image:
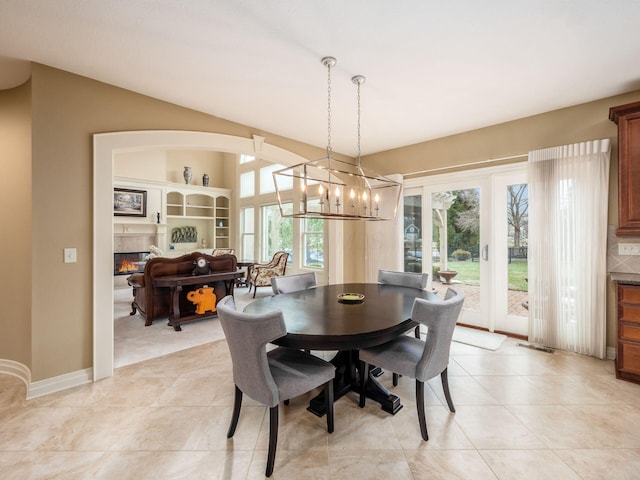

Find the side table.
[{"left": 153, "top": 271, "right": 243, "bottom": 331}]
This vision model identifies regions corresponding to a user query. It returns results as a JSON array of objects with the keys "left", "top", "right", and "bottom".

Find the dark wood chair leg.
[
  {"left": 284, "top": 399, "right": 289, "bottom": 405},
  {"left": 359, "top": 361, "right": 368, "bottom": 408},
  {"left": 392, "top": 373, "right": 399, "bottom": 386},
  {"left": 227, "top": 385, "right": 243, "bottom": 438},
  {"left": 266, "top": 405, "right": 279, "bottom": 477},
  {"left": 416, "top": 379, "right": 428, "bottom": 441},
  {"left": 414, "top": 325, "right": 421, "bottom": 338},
  {"left": 325, "top": 380, "right": 334, "bottom": 433},
  {"left": 440, "top": 367, "right": 455, "bottom": 413}
]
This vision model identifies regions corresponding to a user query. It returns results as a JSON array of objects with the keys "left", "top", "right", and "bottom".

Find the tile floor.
[{"left": 2, "top": 288, "right": 640, "bottom": 479}]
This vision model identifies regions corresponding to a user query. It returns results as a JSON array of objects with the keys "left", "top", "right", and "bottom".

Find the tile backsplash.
[{"left": 607, "top": 225, "right": 640, "bottom": 273}]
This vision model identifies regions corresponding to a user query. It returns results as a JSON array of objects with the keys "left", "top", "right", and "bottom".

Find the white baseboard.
[
  {"left": 27, "top": 368, "right": 93, "bottom": 400},
  {"left": 607, "top": 346, "right": 616, "bottom": 361},
  {"left": 0, "top": 359, "right": 31, "bottom": 387}
]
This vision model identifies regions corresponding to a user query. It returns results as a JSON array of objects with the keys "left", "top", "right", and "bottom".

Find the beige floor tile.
[
  {"left": 555, "top": 448, "right": 640, "bottom": 480},
  {"left": 452, "top": 405, "right": 546, "bottom": 449},
  {"left": 246, "top": 449, "right": 329, "bottom": 480},
  {"left": 330, "top": 450, "right": 414, "bottom": 480},
  {"left": 405, "top": 449, "right": 498, "bottom": 479},
  {"left": 480, "top": 449, "right": 581, "bottom": 480},
  {"left": 508, "top": 404, "right": 640, "bottom": 449}
]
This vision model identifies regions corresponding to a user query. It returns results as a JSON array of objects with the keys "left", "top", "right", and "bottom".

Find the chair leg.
[
  {"left": 414, "top": 325, "right": 420, "bottom": 338},
  {"left": 266, "top": 405, "right": 278, "bottom": 477},
  {"left": 359, "top": 361, "right": 368, "bottom": 408},
  {"left": 392, "top": 373, "right": 399, "bottom": 386},
  {"left": 227, "top": 385, "right": 243, "bottom": 438},
  {"left": 325, "top": 380, "right": 334, "bottom": 433},
  {"left": 440, "top": 367, "right": 455, "bottom": 413},
  {"left": 416, "top": 379, "right": 429, "bottom": 441}
]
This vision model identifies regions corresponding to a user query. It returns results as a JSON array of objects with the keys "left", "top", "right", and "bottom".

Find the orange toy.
[{"left": 187, "top": 286, "right": 217, "bottom": 315}]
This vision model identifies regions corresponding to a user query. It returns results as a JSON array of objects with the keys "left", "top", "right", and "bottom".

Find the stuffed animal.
[{"left": 187, "top": 286, "right": 217, "bottom": 315}]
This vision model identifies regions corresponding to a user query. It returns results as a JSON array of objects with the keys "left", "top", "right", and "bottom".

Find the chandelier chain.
[
  {"left": 356, "top": 79, "right": 361, "bottom": 166},
  {"left": 326, "top": 59, "right": 332, "bottom": 158}
]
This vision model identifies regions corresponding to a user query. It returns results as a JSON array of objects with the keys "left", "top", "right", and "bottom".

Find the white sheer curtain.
[{"left": 528, "top": 139, "right": 610, "bottom": 358}]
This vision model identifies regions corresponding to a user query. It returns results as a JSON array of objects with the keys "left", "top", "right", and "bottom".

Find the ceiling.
[{"left": 1, "top": 0, "right": 640, "bottom": 156}]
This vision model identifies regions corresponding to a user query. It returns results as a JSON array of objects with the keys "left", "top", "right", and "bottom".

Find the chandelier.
[{"left": 273, "top": 57, "right": 402, "bottom": 220}]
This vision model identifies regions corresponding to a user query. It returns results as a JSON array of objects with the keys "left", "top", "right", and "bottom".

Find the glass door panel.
[
  {"left": 432, "top": 187, "right": 485, "bottom": 328},
  {"left": 497, "top": 180, "right": 529, "bottom": 335}
]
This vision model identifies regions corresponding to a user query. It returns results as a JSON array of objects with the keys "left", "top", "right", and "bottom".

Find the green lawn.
[{"left": 435, "top": 260, "right": 528, "bottom": 291}]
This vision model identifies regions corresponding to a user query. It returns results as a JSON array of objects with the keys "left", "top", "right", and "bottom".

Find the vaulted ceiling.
[{"left": 1, "top": 0, "right": 640, "bottom": 155}]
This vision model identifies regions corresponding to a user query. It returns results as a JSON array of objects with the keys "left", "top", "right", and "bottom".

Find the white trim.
[
  {"left": 404, "top": 153, "right": 527, "bottom": 177},
  {"left": 0, "top": 359, "right": 31, "bottom": 388},
  {"left": 94, "top": 131, "right": 340, "bottom": 381},
  {"left": 27, "top": 368, "right": 93, "bottom": 400}
]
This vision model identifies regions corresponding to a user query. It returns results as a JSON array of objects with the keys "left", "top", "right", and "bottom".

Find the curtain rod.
[{"left": 403, "top": 153, "right": 528, "bottom": 177}]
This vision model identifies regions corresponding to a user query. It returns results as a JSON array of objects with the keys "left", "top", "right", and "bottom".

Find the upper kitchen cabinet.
[{"left": 610, "top": 101, "right": 640, "bottom": 235}]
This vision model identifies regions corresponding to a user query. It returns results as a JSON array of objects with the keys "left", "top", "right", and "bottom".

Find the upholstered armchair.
[{"left": 248, "top": 251, "right": 289, "bottom": 297}]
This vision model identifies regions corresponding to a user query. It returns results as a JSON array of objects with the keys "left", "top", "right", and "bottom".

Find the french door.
[{"left": 403, "top": 164, "right": 528, "bottom": 336}]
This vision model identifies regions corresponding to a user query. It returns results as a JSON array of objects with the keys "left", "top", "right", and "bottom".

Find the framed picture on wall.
[{"left": 113, "top": 188, "right": 147, "bottom": 217}]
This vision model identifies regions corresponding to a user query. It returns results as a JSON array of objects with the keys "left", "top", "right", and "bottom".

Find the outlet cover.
[{"left": 618, "top": 243, "right": 640, "bottom": 256}]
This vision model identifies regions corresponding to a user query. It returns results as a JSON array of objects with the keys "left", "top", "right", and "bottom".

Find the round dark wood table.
[{"left": 244, "top": 283, "right": 431, "bottom": 415}]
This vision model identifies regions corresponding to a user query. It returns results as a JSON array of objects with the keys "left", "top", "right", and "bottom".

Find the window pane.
[
  {"left": 260, "top": 163, "right": 291, "bottom": 194},
  {"left": 240, "top": 171, "right": 254, "bottom": 198},
  {"left": 261, "top": 203, "right": 293, "bottom": 262},
  {"left": 303, "top": 202, "right": 324, "bottom": 267},
  {"left": 242, "top": 207, "right": 254, "bottom": 234},
  {"left": 404, "top": 194, "right": 422, "bottom": 273},
  {"left": 240, "top": 154, "right": 255, "bottom": 164}
]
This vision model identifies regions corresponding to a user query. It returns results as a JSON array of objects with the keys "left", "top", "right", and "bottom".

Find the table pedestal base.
[{"left": 307, "top": 350, "right": 403, "bottom": 417}]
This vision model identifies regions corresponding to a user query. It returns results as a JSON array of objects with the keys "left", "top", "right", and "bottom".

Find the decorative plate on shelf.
[{"left": 337, "top": 293, "right": 365, "bottom": 304}]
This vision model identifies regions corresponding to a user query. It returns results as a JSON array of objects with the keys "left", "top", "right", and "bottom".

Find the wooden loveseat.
[{"left": 127, "top": 252, "right": 238, "bottom": 326}]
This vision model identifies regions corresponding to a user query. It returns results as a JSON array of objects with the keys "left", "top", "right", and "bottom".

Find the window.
[
  {"left": 260, "top": 163, "right": 291, "bottom": 194},
  {"left": 261, "top": 203, "right": 293, "bottom": 262},
  {"left": 240, "top": 207, "right": 254, "bottom": 259},
  {"left": 303, "top": 201, "right": 324, "bottom": 268},
  {"left": 240, "top": 154, "right": 255, "bottom": 164},
  {"left": 240, "top": 171, "right": 254, "bottom": 198},
  {"left": 403, "top": 194, "right": 422, "bottom": 273}
]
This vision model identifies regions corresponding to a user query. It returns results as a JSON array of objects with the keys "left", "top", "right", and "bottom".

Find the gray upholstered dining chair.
[
  {"left": 378, "top": 269, "right": 428, "bottom": 290},
  {"left": 271, "top": 271, "right": 317, "bottom": 294},
  {"left": 358, "top": 288, "right": 464, "bottom": 441},
  {"left": 378, "top": 269, "right": 430, "bottom": 363},
  {"left": 216, "top": 295, "right": 335, "bottom": 477}
]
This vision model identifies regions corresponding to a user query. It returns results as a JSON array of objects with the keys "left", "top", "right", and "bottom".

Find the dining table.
[{"left": 243, "top": 282, "right": 433, "bottom": 416}]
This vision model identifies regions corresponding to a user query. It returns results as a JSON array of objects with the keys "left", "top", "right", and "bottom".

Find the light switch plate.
[
  {"left": 64, "top": 247, "right": 77, "bottom": 263},
  {"left": 618, "top": 243, "right": 640, "bottom": 256}
]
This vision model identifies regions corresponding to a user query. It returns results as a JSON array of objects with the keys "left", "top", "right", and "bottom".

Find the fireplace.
[{"left": 114, "top": 252, "right": 149, "bottom": 276}]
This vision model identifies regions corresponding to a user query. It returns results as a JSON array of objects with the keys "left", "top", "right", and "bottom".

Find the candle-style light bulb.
[
  {"left": 350, "top": 189, "right": 355, "bottom": 214},
  {"left": 362, "top": 190, "right": 368, "bottom": 215},
  {"left": 335, "top": 186, "right": 341, "bottom": 210},
  {"left": 375, "top": 193, "right": 380, "bottom": 216}
]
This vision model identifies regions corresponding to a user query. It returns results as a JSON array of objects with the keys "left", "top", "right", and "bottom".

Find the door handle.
[{"left": 482, "top": 244, "right": 489, "bottom": 261}]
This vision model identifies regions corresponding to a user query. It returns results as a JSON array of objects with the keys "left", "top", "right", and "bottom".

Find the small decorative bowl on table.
[{"left": 337, "top": 293, "right": 365, "bottom": 304}]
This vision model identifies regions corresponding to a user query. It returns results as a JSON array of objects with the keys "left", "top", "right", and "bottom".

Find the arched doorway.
[{"left": 93, "top": 131, "right": 344, "bottom": 380}]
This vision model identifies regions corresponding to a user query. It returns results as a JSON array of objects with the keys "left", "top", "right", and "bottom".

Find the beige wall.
[
  {"left": 0, "top": 81, "right": 32, "bottom": 367},
  {"left": 27, "top": 64, "right": 326, "bottom": 381},
  {"left": 4, "top": 61, "right": 640, "bottom": 381}
]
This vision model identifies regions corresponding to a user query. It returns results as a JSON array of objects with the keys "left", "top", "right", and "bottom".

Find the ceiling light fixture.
[{"left": 273, "top": 56, "right": 402, "bottom": 220}]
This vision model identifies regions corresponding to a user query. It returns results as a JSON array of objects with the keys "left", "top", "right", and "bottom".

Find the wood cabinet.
[
  {"left": 609, "top": 101, "right": 640, "bottom": 235},
  {"left": 616, "top": 283, "right": 640, "bottom": 384}
]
